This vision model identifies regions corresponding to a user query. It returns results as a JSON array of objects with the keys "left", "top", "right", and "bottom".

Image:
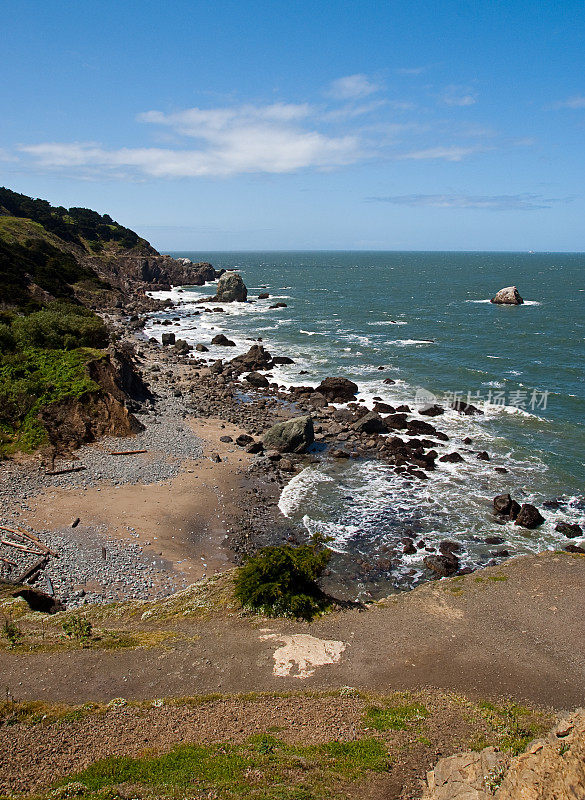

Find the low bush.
[
  {"left": 11, "top": 303, "right": 108, "bottom": 351},
  {"left": 234, "top": 536, "right": 332, "bottom": 620}
]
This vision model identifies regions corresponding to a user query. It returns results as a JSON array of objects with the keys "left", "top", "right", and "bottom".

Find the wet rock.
[
  {"left": 515, "top": 503, "right": 545, "bottom": 529},
  {"left": 272, "top": 356, "right": 295, "bottom": 365},
  {"left": 495, "top": 466, "right": 508, "bottom": 474},
  {"left": 263, "top": 415, "right": 315, "bottom": 453},
  {"left": 216, "top": 271, "right": 247, "bottom": 302},
  {"left": 423, "top": 553, "right": 460, "bottom": 577},
  {"left": 269, "top": 302, "right": 287, "bottom": 309},
  {"left": 485, "top": 535, "right": 505, "bottom": 545},
  {"left": 419, "top": 404, "right": 444, "bottom": 416},
  {"left": 564, "top": 544, "right": 585, "bottom": 553},
  {"left": 402, "top": 538, "right": 417, "bottom": 555},
  {"left": 556, "top": 522, "right": 583, "bottom": 538},
  {"left": 211, "top": 334, "right": 236, "bottom": 347},
  {"left": 451, "top": 400, "right": 484, "bottom": 415},
  {"left": 439, "top": 540, "right": 461, "bottom": 555},
  {"left": 439, "top": 452, "right": 465, "bottom": 463},
  {"left": 231, "top": 344, "right": 273, "bottom": 371},
  {"left": 383, "top": 378, "right": 396, "bottom": 385},
  {"left": 173, "top": 339, "right": 191, "bottom": 355},
  {"left": 245, "top": 371, "right": 270, "bottom": 388},
  {"left": 161, "top": 332, "right": 176, "bottom": 346},
  {"left": 493, "top": 493, "right": 521, "bottom": 519},
  {"left": 491, "top": 285, "right": 524, "bottom": 305},
  {"left": 407, "top": 419, "right": 438, "bottom": 436},
  {"left": 373, "top": 402, "right": 395, "bottom": 414},
  {"left": 476, "top": 451, "right": 490, "bottom": 460},
  {"left": 351, "top": 411, "right": 387, "bottom": 434},
  {"left": 395, "top": 404, "right": 411, "bottom": 413},
  {"left": 195, "top": 343, "right": 209, "bottom": 352},
  {"left": 258, "top": 292, "right": 270, "bottom": 299},
  {"left": 316, "top": 377, "right": 359, "bottom": 402},
  {"left": 332, "top": 449, "right": 350, "bottom": 459},
  {"left": 384, "top": 413, "right": 408, "bottom": 430}
]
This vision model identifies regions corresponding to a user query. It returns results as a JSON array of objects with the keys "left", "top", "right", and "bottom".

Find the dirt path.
[{"left": 2, "top": 551, "right": 584, "bottom": 711}]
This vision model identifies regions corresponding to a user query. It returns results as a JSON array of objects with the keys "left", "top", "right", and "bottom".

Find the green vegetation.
[
  {"left": 363, "top": 701, "right": 429, "bottom": 731},
  {"left": 62, "top": 615, "right": 94, "bottom": 644},
  {"left": 54, "top": 734, "right": 389, "bottom": 800},
  {"left": 234, "top": 536, "right": 332, "bottom": 620},
  {"left": 0, "top": 346, "right": 102, "bottom": 455},
  {"left": 470, "top": 700, "right": 541, "bottom": 755},
  {"left": 0, "top": 187, "right": 144, "bottom": 252},
  {"left": 1, "top": 616, "right": 22, "bottom": 648}
]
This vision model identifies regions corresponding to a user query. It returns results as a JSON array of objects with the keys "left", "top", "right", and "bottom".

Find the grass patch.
[
  {"left": 470, "top": 700, "right": 542, "bottom": 755},
  {"left": 53, "top": 735, "right": 389, "bottom": 799},
  {"left": 363, "top": 701, "right": 428, "bottom": 731}
]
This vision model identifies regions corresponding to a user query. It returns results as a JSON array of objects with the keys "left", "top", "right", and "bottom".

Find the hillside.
[{"left": 0, "top": 187, "right": 216, "bottom": 457}]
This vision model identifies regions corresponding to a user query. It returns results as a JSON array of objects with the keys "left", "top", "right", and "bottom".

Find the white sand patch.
[{"left": 260, "top": 632, "right": 346, "bottom": 679}]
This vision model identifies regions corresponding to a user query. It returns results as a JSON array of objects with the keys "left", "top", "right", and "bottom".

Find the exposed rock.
[
  {"left": 211, "top": 334, "right": 236, "bottom": 347},
  {"left": 263, "top": 416, "right": 315, "bottom": 453},
  {"left": 451, "top": 400, "right": 484, "bottom": 415},
  {"left": 269, "top": 302, "right": 287, "bottom": 309},
  {"left": 439, "top": 451, "right": 465, "bottom": 463},
  {"left": 245, "top": 372, "right": 270, "bottom": 388},
  {"left": 476, "top": 451, "right": 490, "bottom": 461},
  {"left": 316, "top": 377, "right": 359, "bottom": 402},
  {"left": 515, "top": 503, "right": 545, "bottom": 529},
  {"left": 419, "top": 404, "right": 444, "bottom": 416},
  {"left": 372, "top": 402, "right": 395, "bottom": 414},
  {"left": 215, "top": 271, "right": 248, "bottom": 302},
  {"left": 235, "top": 434, "right": 254, "bottom": 447},
  {"left": 258, "top": 292, "right": 270, "bottom": 299},
  {"left": 351, "top": 411, "right": 388, "bottom": 435},
  {"left": 491, "top": 285, "right": 524, "bottom": 305},
  {"left": 272, "top": 356, "right": 295, "bottom": 365},
  {"left": 563, "top": 544, "right": 585, "bottom": 554},
  {"left": 195, "top": 343, "right": 209, "bottom": 352},
  {"left": 556, "top": 521, "right": 583, "bottom": 538},
  {"left": 230, "top": 345, "right": 273, "bottom": 371},
  {"left": 161, "top": 332, "right": 176, "bottom": 346},
  {"left": 407, "top": 419, "right": 437, "bottom": 436},
  {"left": 384, "top": 413, "right": 408, "bottom": 430},
  {"left": 493, "top": 493, "right": 521, "bottom": 519},
  {"left": 173, "top": 339, "right": 191, "bottom": 355},
  {"left": 423, "top": 553, "right": 460, "bottom": 577}
]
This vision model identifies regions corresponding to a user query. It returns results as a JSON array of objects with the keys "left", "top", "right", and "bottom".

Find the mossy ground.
[{"left": 0, "top": 690, "right": 552, "bottom": 800}]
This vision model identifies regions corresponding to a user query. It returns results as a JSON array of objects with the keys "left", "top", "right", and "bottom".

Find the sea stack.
[
  {"left": 215, "top": 270, "right": 248, "bottom": 302},
  {"left": 490, "top": 286, "right": 524, "bottom": 305}
]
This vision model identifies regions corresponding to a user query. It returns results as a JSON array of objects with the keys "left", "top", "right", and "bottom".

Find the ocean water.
[{"left": 146, "top": 251, "right": 585, "bottom": 597}]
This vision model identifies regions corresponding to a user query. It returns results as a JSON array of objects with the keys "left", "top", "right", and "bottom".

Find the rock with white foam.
[{"left": 491, "top": 285, "right": 524, "bottom": 304}]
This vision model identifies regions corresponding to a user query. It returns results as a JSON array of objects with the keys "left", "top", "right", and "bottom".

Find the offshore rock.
[
  {"left": 215, "top": 271, "right": 248, "bottom": 302},
  {"left": 491, "top": 285, "right": 524, "bottom": 305},
  {"left": 316, "top": 377, "right": 359, "bottom": 402},
  {"left": 515, "top": 503, "right": 545, "bottom": 529}
]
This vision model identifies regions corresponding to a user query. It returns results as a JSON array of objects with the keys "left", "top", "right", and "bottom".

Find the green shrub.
[
  {"left": 12, "top": 304, "right": 108, "bottom": 350},
  {"left": 0, "top": 323, "right": 15, "bottom": 354},
  {"left": 234, "top": 536, "right": 332, "bottom": 620},
  {"left": 2, "top": 617, "right": 22, "bottom": 648},
  {"left": 62, "top": 615, "right": 93, "bottom": 644}
]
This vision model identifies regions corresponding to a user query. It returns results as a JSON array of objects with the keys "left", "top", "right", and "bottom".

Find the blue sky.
[{"left": 1, "top": 0, "right": 584, "bottom": 250}]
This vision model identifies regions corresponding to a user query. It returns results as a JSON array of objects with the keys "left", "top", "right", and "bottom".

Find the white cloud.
[
  {"left": 440, "top": 85, "right": 477, "bottom": 107},
  {"left": 398, "top": 145, "right": 486, "bottom": 161},
  {"left": 327, "top": 74, "right": 382, "bottom": 100},
  {"left": 367, "top": 193, "right": 568, "bottom": 210},
  {"left": 555, "top": 96, "right": 585, "bottom": 109}
]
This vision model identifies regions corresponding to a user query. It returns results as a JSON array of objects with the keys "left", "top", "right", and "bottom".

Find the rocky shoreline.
[{"left": 1, "top": 261, "right": 583, "bottom": 609}]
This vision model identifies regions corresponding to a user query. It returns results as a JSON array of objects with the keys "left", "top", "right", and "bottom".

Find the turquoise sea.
[{"left": 147, "top": 251, "right": 585, "bottom": 597}]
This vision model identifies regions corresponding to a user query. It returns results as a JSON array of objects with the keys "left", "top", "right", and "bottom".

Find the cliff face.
[{"left": 0, "top": 187, "right": 220, "bottom": 308}]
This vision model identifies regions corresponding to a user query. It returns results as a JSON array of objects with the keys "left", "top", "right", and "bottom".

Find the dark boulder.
[
  {"left": 476, "top": 451, "right": 490, "bottom": 461},
  {"left": 235, "top": 434, "right": 254, "bottom": 447},
  {"left": 555, "top": 521, "right": 583, "bottom": 538},
  {"left": 515, "top": 503, "right": 545, "bottom": 529},
  {"left": 423, "top": 554, "right": 460, "bottom": 578},
  {"left": 161, "top": 332, "right": 175, "bottom": 346},
  {"left": 451, "top": 400, "right": 484, "bottom": 415},
  {"left": 269, "top": 302, "right": 287, "bottom": 309},
  {"left": 439, "top": 452, "right": 465, "bottom": 463},
  {"left": 245, "top": 371, "right": 270, "bottom": 388},
  {"left": 564, "top": 544, "right": 585, "bottom": 554},
  {"left": 272, "top": 356, "right": 295, "bottom": 365},
  {"left": 258, "top": 292, "right": 270, "bottom": 299},
  {"left": 316, "top": 377, "right": 359, "bottom": 402},
  {"left": 211, "top": 334, "right": 236, "bottom": 347},
  {"left": 231, "top": 344, "right": 273, "bottom": 371},
  {"left": 195, "top": 343, "right": 209, "bottom": 352},
  {"left": 419, "top": 404, "right": 444, "bottom": 416},
  {"left": 384, "top": 413, "right": 408, "bottom": 430},
  {"left": 493, "top": 493, "right": 520, "bottom": 519},
  {"left": 373, "top": 402, "right": 395, "bottom": 414},
  {"left": 351, "top": 411, "right": 388, "bottom": 435},
  {"left": 407, "top": 419, "right": 437, "bottom": 436}
]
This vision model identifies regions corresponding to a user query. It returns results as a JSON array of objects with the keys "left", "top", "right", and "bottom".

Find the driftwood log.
[
  {"left": 109, "top": 449, "right": 148, "bottom": 456},
  {"left": 46, "top": 465, "right": 86, "bottom": 476}
]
